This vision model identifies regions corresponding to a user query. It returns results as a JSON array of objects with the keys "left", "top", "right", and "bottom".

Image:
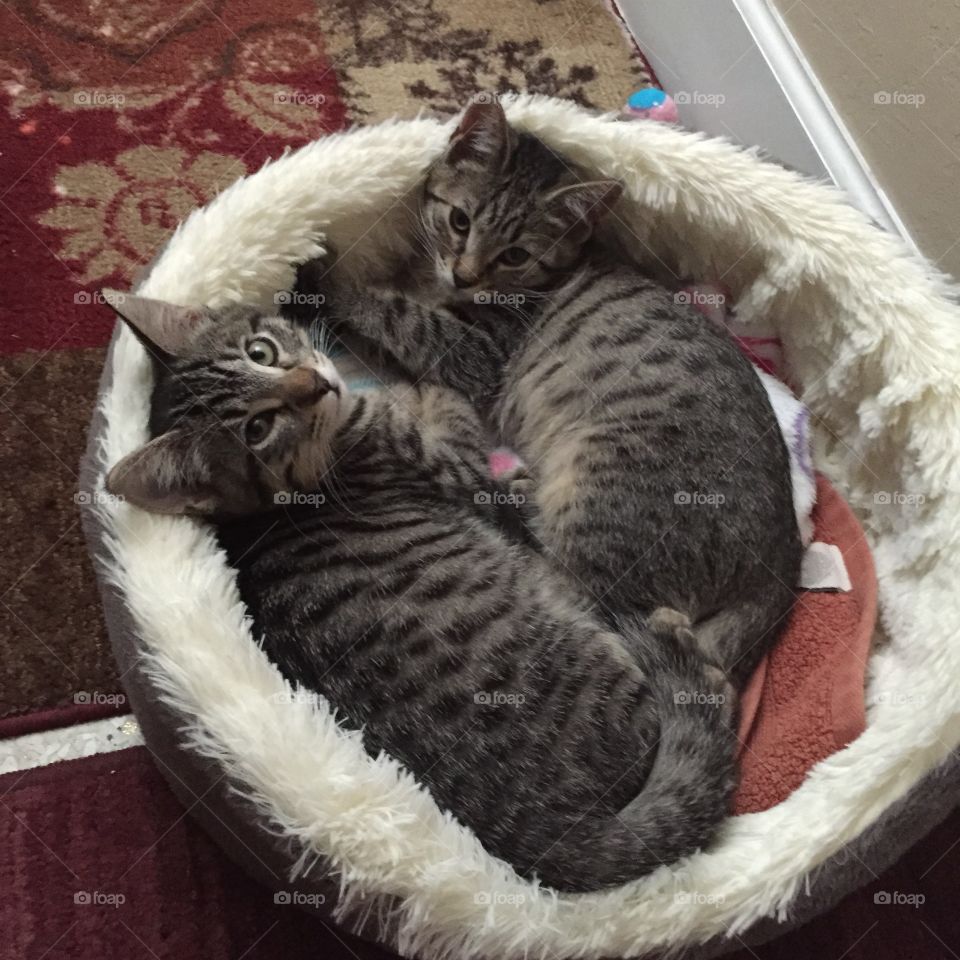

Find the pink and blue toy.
[{"left": 624, "top": 87, "right": 679, "bottom": 123}]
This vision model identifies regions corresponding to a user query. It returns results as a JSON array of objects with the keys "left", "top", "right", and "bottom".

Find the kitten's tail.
[{"left": 538, "top": 609, "right": 738, "bottom": 893}]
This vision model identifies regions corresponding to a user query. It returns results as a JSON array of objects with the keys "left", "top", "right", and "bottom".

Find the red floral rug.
[{"left": 0, "top": 0, "right": 649, "bottom": 723}]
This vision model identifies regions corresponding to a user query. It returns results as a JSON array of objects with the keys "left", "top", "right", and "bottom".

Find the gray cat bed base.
[
  {"left": 81, "top": 385, "right": 960, "bottom": 956},
  {"left": 79, "top": 96, "right": 960, "bottom": 959}
]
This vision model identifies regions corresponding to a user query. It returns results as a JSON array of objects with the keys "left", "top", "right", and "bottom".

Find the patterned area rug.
[{"left": 0, "top": 0, "right": 649, "bottom": 723}]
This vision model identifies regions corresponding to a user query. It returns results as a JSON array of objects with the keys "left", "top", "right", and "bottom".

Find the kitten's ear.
[
  {"left": 102, "top": 290, "right": 204, "bottom": 361},
  {"left": 105, "top": 429, "right": 221, "bottom": 516},
  {"left": 547, "top": 180, "right": 623, "bottom": 230},
  {"left": 446, "top": 100, "right": 515, "bottom": 171},
  {"left": 293, "top": 254, "right": 333, "bottom": 298}
]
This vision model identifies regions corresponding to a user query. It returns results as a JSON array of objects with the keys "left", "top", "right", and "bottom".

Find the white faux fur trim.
[{"left": 93, "top": 95, "right": 960, "bottom": 959}]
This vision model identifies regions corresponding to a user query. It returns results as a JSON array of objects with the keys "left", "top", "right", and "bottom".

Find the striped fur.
[
  {"left": 104, "top": 296, "right": 736, "bottom": 892},
  {"left": 310, "top": 100, "right": 801, "bottom": 688}
]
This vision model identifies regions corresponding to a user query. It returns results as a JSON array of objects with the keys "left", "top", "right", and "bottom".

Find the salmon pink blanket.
[{"left": 734, "top": 473, "right": 878, "bottom": 813}]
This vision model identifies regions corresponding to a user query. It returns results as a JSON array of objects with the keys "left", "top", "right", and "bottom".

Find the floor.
[{"left": 771, "top": 0, "right": 960, "bottom": 278}]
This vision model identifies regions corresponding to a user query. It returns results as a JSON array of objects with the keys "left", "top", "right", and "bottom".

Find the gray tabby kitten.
[
  {"left": 309, "top": 100, "right": 801, "bottom": 688},
  {"left": 103, "top": 291, "right": 736, "bottom": 893}
]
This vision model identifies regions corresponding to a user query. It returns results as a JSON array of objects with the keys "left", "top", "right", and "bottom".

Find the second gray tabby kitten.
[{"left": 309, "top": 100, "right": 802, "bottom": 687}]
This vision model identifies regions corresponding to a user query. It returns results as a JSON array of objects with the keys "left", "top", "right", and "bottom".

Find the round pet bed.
[{"left": 79, "top": 95, "right": 960, "bottom": 959}]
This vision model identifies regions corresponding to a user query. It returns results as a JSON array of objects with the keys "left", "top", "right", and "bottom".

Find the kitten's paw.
[
  {"left": 690, "top": 649, "right": 736, "bottom": 725},
  {"left": 497, "top": 461, "right": 536, "bottom": 488},
  {"left": 648, "top": 606, "right": 692, "bottom": 636},
  {"left": 500, "top": 468, "right": 540, "bottom": 535},
  {"left": 506, "top": 474, "right": 536, "bottom": 503},
  {"left": 650, "top": 607, "right": 736, "bottom": 722}
]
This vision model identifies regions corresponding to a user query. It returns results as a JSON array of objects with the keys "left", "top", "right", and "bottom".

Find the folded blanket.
[{"left": 734, "top": 472, "right": 877, "bottom": 813}]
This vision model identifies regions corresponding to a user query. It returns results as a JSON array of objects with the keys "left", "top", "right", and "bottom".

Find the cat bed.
[{"left": 79, "top": 94, "right": 960, "bottom": 959}]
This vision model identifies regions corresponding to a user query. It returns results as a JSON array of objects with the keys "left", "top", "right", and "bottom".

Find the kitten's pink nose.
[
  {"left": 277, "top": 367, "right": 334, "bottom": 407},
  {"left": 452, "top": 259, "right": 481, "bottom": 289}
]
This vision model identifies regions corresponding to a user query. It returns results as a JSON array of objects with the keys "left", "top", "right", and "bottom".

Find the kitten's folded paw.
[
  {"left": 506, "top": 475, "right": 536, "bottom": 504},
  {"left": 497, "top": 461, "right": 536, "bottom": 488},
  {"left": 649, "top": 606, "right": 737, "bottom": 723},
  {"left": 648, "top": 606, "right": 692, "bottom": 635}
]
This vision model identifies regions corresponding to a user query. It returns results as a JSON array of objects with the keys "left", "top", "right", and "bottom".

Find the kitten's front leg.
[
  {"left": 349, "top": 289, "right": 508, "bottom": 407},
  {"left": 358, "top": 382, "right": 491, "bottom": 498},
  {"left": 494, "top": 463, "right": 543, "bottom": 550},
  {"left": 298, "top": 259, "right": 511, "bottom": 407},
  {"left": 412, "top": 388, "right": 543, "bottom": 547}
]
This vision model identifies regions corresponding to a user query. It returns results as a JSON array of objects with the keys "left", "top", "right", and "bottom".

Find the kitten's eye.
[
  {"left": 246, "top": 336, "right": 279, "bottom": 367},
  {"left": 499, "top": 247, "right": 530, "bottom": 267},
  {"left": 244, "top": 411, "right": 276, "bottom": 446},
  {"left": 449, "top": 207, "right": 470, "bottom": 234}
]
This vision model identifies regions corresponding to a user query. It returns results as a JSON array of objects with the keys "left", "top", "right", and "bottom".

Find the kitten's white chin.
[
  {"left": 318, "top": 390, "right": 343, "bottom": 430},
  {"left": 440, "top": 278, "right": 485, "bottom": 304},
  {"left": 310, "top": 356, "right": 344, "bottom": 394}
]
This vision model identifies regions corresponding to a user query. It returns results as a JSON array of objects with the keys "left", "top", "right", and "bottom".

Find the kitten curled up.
[
  {"left": 102, "top": 290, "right": 736, "bottom": 893},
  {"left": 306, "top": 98, "right": 802, "bottom": 689}
]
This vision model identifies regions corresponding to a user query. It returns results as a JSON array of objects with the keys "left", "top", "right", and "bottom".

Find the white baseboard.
[{"left": 614, "top": 0, "right": 919, "bottom": 252}]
